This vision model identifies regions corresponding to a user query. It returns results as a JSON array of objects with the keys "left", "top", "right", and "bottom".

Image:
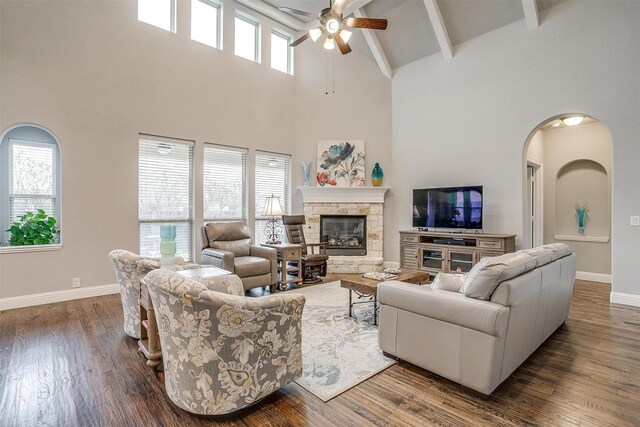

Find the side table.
[
  {"left": 139, "top": 277, "right": 162, "bottom": 370},
  {"left": 139, "top": 266, "right": 231, "bottom": 370},
  {"left": 261, "top": 243, "right": 303, "bottom": 291}
]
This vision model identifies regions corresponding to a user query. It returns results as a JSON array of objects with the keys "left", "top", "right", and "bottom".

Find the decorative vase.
[
  {"left": 575, "top": 203, "right": 588, "bottom": 235},
  {"left": 159, "top": 224, "right": 177, "bottom": 271},
  {"left": 302, "top": 161, "right": 312, "bottom": 186},
  {"left": 371, "top": 162, "right": 384, "bottom": 187}
]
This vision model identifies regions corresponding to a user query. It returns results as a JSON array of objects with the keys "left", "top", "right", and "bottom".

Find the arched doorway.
[{"left": 522, "top": 114, "right": 612, "bottom": 283}]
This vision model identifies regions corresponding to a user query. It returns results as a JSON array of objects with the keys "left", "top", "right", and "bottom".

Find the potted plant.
[{"left": 6, "top": 209, "right": 60, "bottom": 246}]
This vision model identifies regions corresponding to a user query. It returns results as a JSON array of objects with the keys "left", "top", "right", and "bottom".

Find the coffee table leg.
[
  {"left": 374, "top": 295, "right": 378, "bottom": 326},
  {"left": 348, "top": 289, "right": 353, "bottom": 317}
]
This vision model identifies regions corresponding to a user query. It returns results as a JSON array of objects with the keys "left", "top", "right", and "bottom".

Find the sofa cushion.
[
  {"left": 540, "top": 243, "right": 572, "bottom": 260},
  {"left": 234, "top": 256, "right": 271, "bottom": 278},
  {"left": 431, "top": 273, "right": 466, "bottom": 292},
  {"left": 460, "top": 252, "right": 537, "bottom": 300},
  {"left": 521, "top": 247, "right": 555, "bottom": 268}
]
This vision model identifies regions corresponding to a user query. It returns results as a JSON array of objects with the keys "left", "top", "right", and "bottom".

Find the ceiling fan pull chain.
[
  {"left": 325, "top": 55, "right": 329, "bottom": 95},
  {"left": 332, "top": 55, "right": 335, "bottom": 94}
]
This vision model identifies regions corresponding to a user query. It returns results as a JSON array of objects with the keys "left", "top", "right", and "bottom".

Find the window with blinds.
[
  {"left": 203, "top": 144, "right": 248, "bottom": 222},
  {"left": 254, "top": 151, "right": 291, "bottom": 244},
  {"left": 138, "top": 137, "right": 194, "bottom": 261},
  {"left": 8, "top": 139, "right": 58, "bottom": 232}
]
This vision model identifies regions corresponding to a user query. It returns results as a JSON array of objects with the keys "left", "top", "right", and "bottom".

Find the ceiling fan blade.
[
  {"left": 334, "top": 33, "right": 352, "bottom": 55},
  {"left": 279, "top": 7, "right": 318, "bottom": 19},
  {"left": 331, "top": 0, "right": 349, "bottom": 16},
  {"left": 345, "top": 17, "right": 388, "bottom": 30},
  {"left": 290, "top": 32, "right": 310, "bottom": 47}
]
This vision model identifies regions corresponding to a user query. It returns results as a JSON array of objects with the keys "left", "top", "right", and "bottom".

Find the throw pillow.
[
  {"left": 460, "top": 252, "right": 537, "bottom": 300},
  {"left": 431, "top": 273, "right": 466, "bottom": 292}
]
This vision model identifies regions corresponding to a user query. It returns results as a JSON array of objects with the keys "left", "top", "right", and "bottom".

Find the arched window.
[{"left": 1, "top": 124, "right": 61, "bottom": 247}]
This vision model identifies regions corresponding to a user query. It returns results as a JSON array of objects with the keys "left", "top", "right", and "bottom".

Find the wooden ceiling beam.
[
  {"left": 354, "top": 8, "right": 392, "bottom": 79},
  {"left": 235, "top": 0, "right": 306, "bottom": 31},
  {"left": 522, "top": 0, "right": 540, "bottom": 30},
  {"left": 422, "top": 0, "right": 453, "bottom": 60},
  {"left": 343, "top": 0, "right": 375, "bottom": 18}
]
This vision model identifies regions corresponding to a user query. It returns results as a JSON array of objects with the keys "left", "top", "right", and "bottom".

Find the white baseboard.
[
  {"left": 0, "top": 283, "right": 119, "bottom": 311},
  {"left": 610, "top": 292, "right": 640, "bottom": 308},
  {"left": 576, "top": 271, "right": 611, "bottom": 284},
  {"left": 383, "top": 261, "right": 400, "bottom": 269}
]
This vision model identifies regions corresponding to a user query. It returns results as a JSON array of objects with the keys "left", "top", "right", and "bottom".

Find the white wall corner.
[
  {"left": 610, "top": 291, "right": 640, "bottom": 308},
  {"left": 575, "top": 271, "right": 612, "bottom": 284},
  {"left": 0, "top": 284, "right": 120, "bottom": 311}
]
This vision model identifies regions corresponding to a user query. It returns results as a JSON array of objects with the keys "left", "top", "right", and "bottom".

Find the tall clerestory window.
[
  {"left": 191, "top": 0, "right": 222, "bottom": 49},
  {"left": 138, "top": 0, "right": 176, "bottom": 32}
]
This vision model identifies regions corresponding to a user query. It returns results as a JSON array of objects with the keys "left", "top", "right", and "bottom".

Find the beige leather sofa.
[{"left": 378, "top": 243, "right": 576, "bottom": 395}]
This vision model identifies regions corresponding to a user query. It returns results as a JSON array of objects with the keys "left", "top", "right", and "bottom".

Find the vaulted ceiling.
[{"left": 244, "top": 0, "right": 564, "bottom": 75}]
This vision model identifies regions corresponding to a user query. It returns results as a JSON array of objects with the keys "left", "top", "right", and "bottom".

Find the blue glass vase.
[{"left": 371, "top": 162, "right": 383, "bottom": 187}]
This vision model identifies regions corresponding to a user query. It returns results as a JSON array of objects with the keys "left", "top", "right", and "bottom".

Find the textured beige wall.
[
  {"left": 542, "top": 122, "right": 612, "bottom": 274},
  {"left": 0, "top": 0, "right": 392, "bottom": 300},
  {"left": 0, "top": 0, "right": 298, "bottom": 298}
]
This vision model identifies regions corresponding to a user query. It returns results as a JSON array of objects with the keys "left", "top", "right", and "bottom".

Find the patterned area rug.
[{"left": 288, "top": 281, "right": 396, "bottom": 402}]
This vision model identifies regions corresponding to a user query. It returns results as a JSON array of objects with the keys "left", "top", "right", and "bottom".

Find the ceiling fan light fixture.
[
  {"left": 309, "top": 28, "right": 322, "bottom": 42},
  {"left": 326, "top": 18, "right": 340, "bottom": 34},
  {"left": 323, "top": 35, "right": 335, "bottom": 50},
  {"left": 562, "top": 116, "right": 584, "bottom": 126},
  {"left": 339, "top": 29, "right": 352, "bottom": 43}
]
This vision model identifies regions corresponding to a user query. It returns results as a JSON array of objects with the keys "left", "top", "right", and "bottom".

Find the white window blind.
[
  {"left": 139, "top": 137, "right": 194, "bottom": 261},
  {"left": 138, "top": 0, "right": 176, "bottom": 32},
  {"left": 191, "top": 0, "right": 222, "bottom": 49},
  {"left": 203, "top": 144, "right": 248, "bottom": 222},
  {"left": 8, "top": 139, "right": 58, "bottom": 226},
  {"left": 255, "top": 151, "right": 291, "bottom": 244}
]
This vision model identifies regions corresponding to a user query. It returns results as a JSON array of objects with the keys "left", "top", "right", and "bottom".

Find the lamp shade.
[
  {"left": 262, "top": 195, "right": 285, "bottom": 217},
  {"left": 413, "top": 205, "right": 420, "bottom": 218}
]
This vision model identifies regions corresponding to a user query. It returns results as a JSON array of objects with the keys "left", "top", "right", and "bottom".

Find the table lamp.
[{"left": 262, "top": 194, "right": 285, "bottom": 244}]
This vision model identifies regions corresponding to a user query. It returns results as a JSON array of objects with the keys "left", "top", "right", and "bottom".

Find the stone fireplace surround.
[{"left": 298, "top": 187, "right": 389, "bottom": 274}]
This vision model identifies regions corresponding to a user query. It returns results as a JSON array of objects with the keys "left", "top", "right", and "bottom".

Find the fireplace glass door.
[{"left": 320, "top": 215, "right": 367, "bottom": 256}]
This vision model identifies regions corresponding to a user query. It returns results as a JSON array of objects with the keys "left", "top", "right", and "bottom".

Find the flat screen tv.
[{"left": 413, "top": 186, "right": 483, "bottom": 230}]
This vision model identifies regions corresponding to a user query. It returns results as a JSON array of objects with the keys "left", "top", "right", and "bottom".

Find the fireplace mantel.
[{"left": 297, "top": 186, "right": 389, "bottom": 204}]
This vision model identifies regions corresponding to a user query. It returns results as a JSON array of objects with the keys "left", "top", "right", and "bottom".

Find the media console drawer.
[{"left": 478, "top": 239, "right": 503, "bottom": 249}]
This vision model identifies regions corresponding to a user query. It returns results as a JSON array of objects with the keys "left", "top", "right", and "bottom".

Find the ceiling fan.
[{"left": 279, "top": 0, "right": 388, "bottom": 55}]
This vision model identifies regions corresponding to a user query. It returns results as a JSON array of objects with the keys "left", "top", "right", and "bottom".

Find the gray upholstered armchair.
[
  {"left": 145, "top": 269, "right": 305, "bottom": 415},
  {"left": 108, "top": 249, "right": 205, "bottom": 338},
  {"left": 200, "top": 222, "right": 277, "bottom": 292}
]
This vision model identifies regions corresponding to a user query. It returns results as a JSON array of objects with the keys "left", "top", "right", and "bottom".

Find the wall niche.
[{"left": 554, "top": 159, "right": 609, "bottom": 240}]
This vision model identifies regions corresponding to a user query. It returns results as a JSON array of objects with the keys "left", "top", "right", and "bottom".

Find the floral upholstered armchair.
[
  {"left": 144, "top": 269, "right": 305, "bottom": 416},
  {"left": 108, "top": 249, "right": 206, "bottom": 339}
]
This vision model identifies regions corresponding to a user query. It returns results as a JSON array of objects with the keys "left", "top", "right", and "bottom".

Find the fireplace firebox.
[{"left": 320, "top": 215, "right": 367, "bottom": 256}]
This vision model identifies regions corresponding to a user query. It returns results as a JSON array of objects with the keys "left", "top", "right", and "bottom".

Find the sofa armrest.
[
  {"left": 202, "top": 248, "right": 234, "bottom": 272},
  {"left": 378, "top": 281, "right": 509, "bottom": 336},
  {"left": 250, "top": 245, "right": 278, "bottom": 285}
]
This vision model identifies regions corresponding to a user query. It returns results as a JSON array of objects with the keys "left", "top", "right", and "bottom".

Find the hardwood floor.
[{"left": 1, "top": 279, "right": 639, "bottom": 426}]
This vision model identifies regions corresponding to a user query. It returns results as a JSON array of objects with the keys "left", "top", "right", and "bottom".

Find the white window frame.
[
  {"left": 138, "top": 0, "right": 177, "bottom": 33},
  {"left": 1, "top": 125, "right": 62, "bottom": 253},
  {"left": 234, "top": 10, "right": 261, "bottom": 63},
  {"left": 203, "top": 143, "right": 248, "bottom": 223},
  {"left": 191, "top": 0, "right": 223, "bottom": 49},
  {"left": 270, "top": 28, "right": 294, "bottom": 75},
  {"left": 138, "top": 135, "right": 194, "bottom": 261},
  {"left": 254, "top": 150, "right": 292, "bottom": 244}
]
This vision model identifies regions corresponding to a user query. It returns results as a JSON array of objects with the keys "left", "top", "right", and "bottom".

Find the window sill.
[{"left": 0, "top": 244, "right": 63, "bottom": 254}]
